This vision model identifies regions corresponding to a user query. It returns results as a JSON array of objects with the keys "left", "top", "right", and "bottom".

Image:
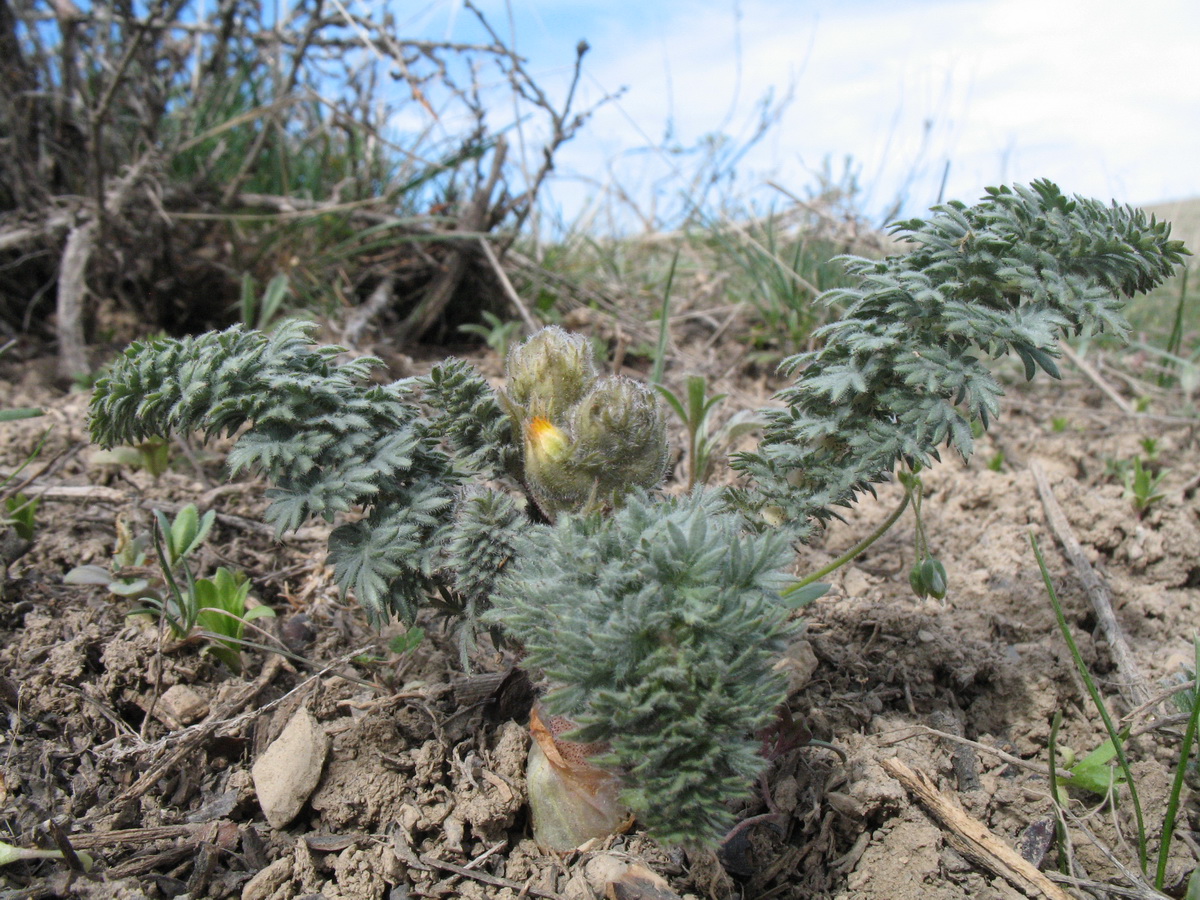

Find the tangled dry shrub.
[{"left": 0, "top": 0, "right": 596, "bottom": 375}]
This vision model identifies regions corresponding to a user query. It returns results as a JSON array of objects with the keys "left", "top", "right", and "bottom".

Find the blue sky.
[{"left": 401, "top": 0, "right": 1200, "bottom": 230}]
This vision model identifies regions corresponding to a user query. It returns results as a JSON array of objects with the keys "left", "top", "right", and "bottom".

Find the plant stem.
[
  {"left": 782, "top": 491, "right": 910, "bottom": 596},
  {"left": 1046, "top": 710, "right": 1070, "bottom": 873},
  {"left": 1155, "top": 635, "right": 1200, "bottom": 890},
  {"left": 650, "top": 249, "right": 680, "bottom": 386},
  {"left": 1031, "top": 533, "right": 1147, "bottom": 873}
]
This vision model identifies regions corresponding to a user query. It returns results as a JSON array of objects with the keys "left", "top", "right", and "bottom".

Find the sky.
[{"left": 399, "top": 0, "right": 1200, "bottom": 232}]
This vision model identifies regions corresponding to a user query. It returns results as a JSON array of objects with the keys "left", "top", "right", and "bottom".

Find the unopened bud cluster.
[
  {"left": 502, "top": 327, "right": 667, "bottom": 517},
  {"left": 909, "top": 556, "right": 948, "bottom": 600}
]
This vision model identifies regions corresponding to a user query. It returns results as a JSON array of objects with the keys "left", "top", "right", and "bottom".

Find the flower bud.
[
  {"left": 569, "top": 377, "right": 668, "bottom": 499},
  {"left": 526, "top": 416, "right": 570, "bottom": 465},
  {"left": 908, "top": 561, "right": 925, "bottom": 598},
  {"left": 524, "top": 415, "right": 594, "bottom": 516},
  {"left": 921, "top": 557, "right": 948, "bottom": 600},
  {"left": 503, "top": 327, "right": 598, "bottom": 424},
  {"left": 909, "top": 556, "right": 948, "bottom": 600},
  {"left": 522, "top": 377, "right": 669, "bottom": 517}
]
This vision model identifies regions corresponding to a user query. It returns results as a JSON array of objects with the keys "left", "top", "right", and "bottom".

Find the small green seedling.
[
  {"left": 1035, "top": 539, "right": 1200, "bottom": 890},
  {"left": 65, "top": 517, "right": 159, "bottom": 601},
  {"left": 239, "top": 272, "right": 292, "bottom": 332},
  {"left": 155, "top": 504, "right": 215, "bottom": 571},
  {"left": 68, "top": 507, "right": 272, "bottom": 669},
  {"left": 2, "top": 493, "right": 38, "bottom": 542},
  {"left": 91, "top": 436, "right": 171, "bottom": 479},
  {"left": 1050, "top": 416, "right": 1070, "bottom": 433},
  {"left": 1139, "top": 436, "right": 1160, "bottom": 460},
  {"left": 1124, "top": 456, "right": 1169, "bottom": 515},
  {"left": 459, "top": 311, "right": 522, "bottom": 360},
  {"left": 68, "top": 504, "right": 214, "bottom": 632},
  {"left": 353, "top": 626, "right": 426, "bottom": 668},
  {"left": 192, "top": 567, "right": 275, "bottom": 672},
  {"left": 1057, "top": 733, "right": 1130, "bottom": 801},
  {"left": 656, "top": 375, "right": 762, "bottom": 490},
  {"left": 388, "top": 626, "right": 426, "bottom": 656},
  {"left": 986, "top": 450, "right": 1005, "bottom": 472}
]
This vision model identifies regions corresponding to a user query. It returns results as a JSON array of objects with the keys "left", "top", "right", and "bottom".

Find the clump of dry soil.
[{"left": 0, "top": 338, "right": 1196, "bottom": 900}]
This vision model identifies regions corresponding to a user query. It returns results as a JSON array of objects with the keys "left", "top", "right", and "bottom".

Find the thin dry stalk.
[
  {"left": 882, "top": 757, "right": 1075, "bottom": 900},
  {"left": 1031, "top": 460, "right": 1152, "bottom": 709}
]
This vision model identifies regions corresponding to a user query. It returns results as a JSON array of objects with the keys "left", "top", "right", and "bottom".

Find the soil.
[{"left": 0, "top": 329, "right": 1197, "bottom": 900}]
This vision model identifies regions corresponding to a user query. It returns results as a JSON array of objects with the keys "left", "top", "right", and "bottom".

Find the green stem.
[
  {"left": 782, "top": 491, "right": 911, "bottom": 596},
  {"left": 1031, "top": 533, "right": 1147, "bottom": 873},
  {"left": 1155, "top": 636, "right": 1200, "bottom": 890},
  {"left": 1046, "top": 710, "right": 1070, "bottom": 873},
  {"left": 911, "top": 477, "right": 929, "bottom": 560}
]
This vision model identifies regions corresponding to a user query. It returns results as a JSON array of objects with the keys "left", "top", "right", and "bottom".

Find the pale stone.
[
  {"left": 160, "top": 684, "right": 208, "bottom": 725},
  {"left": 241, "top": 856, "right": 292, "bottom": 900},
  {"left": 252, "top": 707, "right": 329, "bottom": 829}
]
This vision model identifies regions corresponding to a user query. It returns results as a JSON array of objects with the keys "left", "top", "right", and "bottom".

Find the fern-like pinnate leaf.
[
  {"left": 422, "top": 358, "right": 519, "bottom": 478},
  {"left": 89, "top": 322, "right": 467, "bottom": 624},
  {"left": 487, "top": 490, "right": 796, "bottom": 846},
  {"left": 734, "top": 180, "right": 1188, "bottom": 529},
  {"left": 441, "top": 488, "right": 527, "bottom": 665}
]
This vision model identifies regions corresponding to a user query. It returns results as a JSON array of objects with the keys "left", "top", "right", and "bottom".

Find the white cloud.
[{"left": 418, "top": 0, "right": 1200, "bottom": 228}]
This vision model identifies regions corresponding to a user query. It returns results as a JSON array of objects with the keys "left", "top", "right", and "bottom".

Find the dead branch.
[
  {"left": 396, "top": 136, "right": 508, "bottom": 345},
  {"left": 340, "top": 275, "right": 395, "bottom": 348},
  {"left": 882, "top": 757, "right": 1075, "bottom": 900},
  {"left": 55, "top": 155, "right": 156, "bottom": 379},
  {"left": 1058, "top": 342, "right": 1135, "bottom": 416},
  {"left": 1030, "top": 460, "right": 1152, "bottom": 709},
  {"left": 478, "top": 237, "right": 538, "bottom": 335}
]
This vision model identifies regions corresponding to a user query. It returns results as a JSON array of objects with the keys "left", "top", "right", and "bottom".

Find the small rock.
[
  {"left": 841, "top": 568, "right": 871, "bottom": 598},
  {"left": 584, "top": 855, "right": 680, "bottom": 899},
  {"left": 252, "top": 707, "right": 329, "bottom": 829},
  {"left": 160, "top": 684, "right": 209, "bottom": 726},
  {"left": 241, "top": 855, "right": 293, "bottom": 900},
  {"left": 774, "top": 640, "right": 819, "bottom": 693},
  {"left": 279, "top": 614, "right": 315, "bottom": 653}
]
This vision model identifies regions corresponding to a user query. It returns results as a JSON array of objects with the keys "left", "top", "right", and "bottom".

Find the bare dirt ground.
[{"left": 0, "top": 329, "right": 1197, "bottom": 900}]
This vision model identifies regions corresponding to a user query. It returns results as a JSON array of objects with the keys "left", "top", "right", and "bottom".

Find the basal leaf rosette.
[{"left": 488, "top": 490, "right": 797, "bottom": 847}]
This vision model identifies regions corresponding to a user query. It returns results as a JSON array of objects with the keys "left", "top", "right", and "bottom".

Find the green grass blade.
[
  {"left": 1030, "top": 533, "right": 1147, "bottom": 873},
  {"left": 1156, "top": 634, "right": 1200, "bottom": 889},
  {"left": 1046, "top": 710, "right": 1069, "bottom": 872},
  {"left": 1159, "top": 267, "right": 1189, "bottom": 388},
  {"left": 0, "top": 409, "right": 44, "bottom": 422},
  {"left": 651, "top": 248, "right": 680, "bottom": 385}
]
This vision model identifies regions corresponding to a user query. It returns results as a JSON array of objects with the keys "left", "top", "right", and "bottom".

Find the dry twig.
[
  {"left": 1057, "top": 342, "right": 1135, "bottom": 416},
  {"left": 882, "top": 757, "right": 1075, "bottom": 900},
  {"left": 1030, "top": 460, "right": 1152, "bottom": 709}
]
